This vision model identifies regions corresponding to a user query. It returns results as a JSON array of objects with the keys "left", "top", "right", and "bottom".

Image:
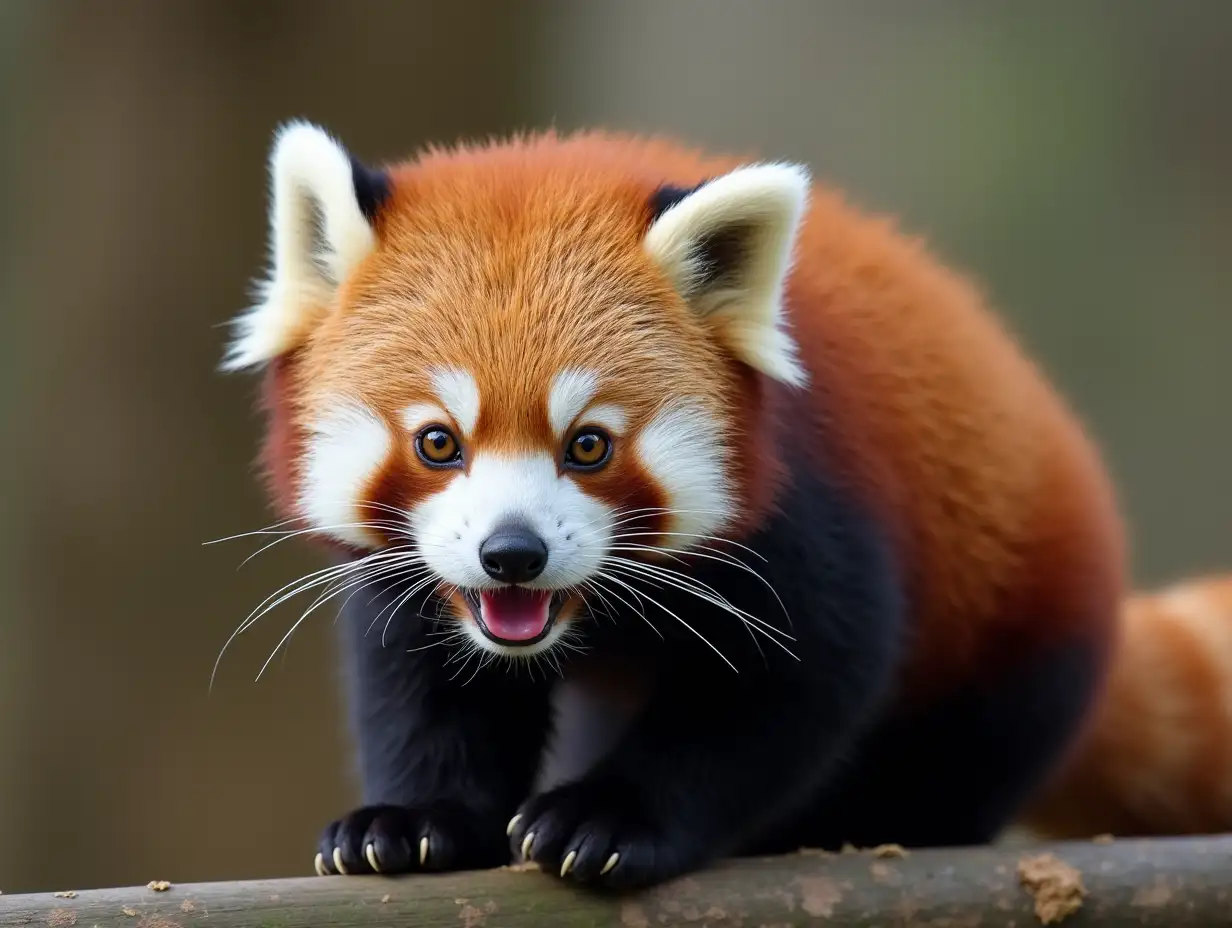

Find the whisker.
[
  {"left": 578, "top": 579, "right": 618, "bottom": 623},
  {"left": 212, "top": 560, "right": 372, "bottom": 689},
  {"left": 378, "top": 574, "right": 444, "bottom": 646},
  {"left": 211, "top": 546, "right": 428, "bottom": 689},
  {"left": 596, "top": 544, "right": 793, "bottom": 634},
  {"left": 405, "top": 632, "right": 464, "bottom": 654},
  {"left": 598, "top": 555, "right": 797, "bottom": 656},
  {"left": 600, "top": 561, "right": 794, "bottom": 662},
  {"left": 253, "top": 566, "right": 412, "bottom": 682},
  {"left": 462, "top": 651, "right": 494, "bottom": 686},
  {"left": 606, "top": 528, "right": 769, "bottom": 563},
  {"left": 591, "top": 572, "right": 736, "bottom": 671},
  {"left": 601, "top": 533, "right": 785, "bottom": 620},
  {"left": 209, "top": 519, "right": 412, "bottom": 569},
  {"left": 571, "top": 506, "right": 741, "bottom": 544},
  {"left": 312, "top": 550, "right": 426, "bottom": 600},
  {"left": 202, "top": 515, "right": 307, "bottom": 545},
  {"left": 583, "top": 576, "right": 662, "bottom": 639},
  {"left": 239, "top": 547, "right": 419, "bottom": 630},
  {"left": 336, "top": 563, "right": 432, "bottom": 617}
]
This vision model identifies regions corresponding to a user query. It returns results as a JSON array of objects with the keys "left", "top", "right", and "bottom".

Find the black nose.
[{"left": 479, "top": 526, "right": 548, "bottom": 583}]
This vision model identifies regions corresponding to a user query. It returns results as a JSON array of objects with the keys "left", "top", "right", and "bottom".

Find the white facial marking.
[
  {"left": 431, "top": 368, "right": 481, "bottom": 435},
  {"left": 400, "top": 402, "right": 450, "bottom": 433},
  {"left": 582, "top": 403, "right": 628, "bottom": 435},
  {"left": 300, "top": 401, "right": 391, "bottom": 549},
  {"left": 548, "top": 368, "right": 600, "bottom": 437},
  {"left": 636, "top": 402, "right": 734, "bottom": 540},
  {"left": 412, "top": 452, "right": 612, "bottom": 592}
]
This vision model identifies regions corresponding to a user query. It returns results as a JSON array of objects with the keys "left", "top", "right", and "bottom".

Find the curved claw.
[
  {"left": 332, "top": 847, "right": 349, "bottom": 875},
  {"left": 313, "top": 852, "right": 328, "bottom": 877},
  {"left": 419, "top": 835, "right": 429, "bottom": 866},
  {"left": 600, "top": 852, "right": 619, "bottom": 876},
  {"left": 506, "top": 813, "right": 522, "bottom": 837},
  {"left": 559, "top": 849, "right": 577, "bottom": 877},
  {"left": 520, "top": 831, "right": 535, "bottom": 860},
  {"left": 365, "top": 843, "right": 381, "bottom": 873}
]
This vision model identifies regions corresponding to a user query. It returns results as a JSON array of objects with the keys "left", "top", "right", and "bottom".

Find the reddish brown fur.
[
  {"left": 257, "top": 129, "right": 1125, "bottom": 696},
  {"left": 257, "top": 356, "right": 304, "bottom": 526},
  {"left": 777, "top": 182, "right": 1125, "bottom": 695},
  {"left": 1023, "top": 574, "right": 1232, "bottom": 838}
]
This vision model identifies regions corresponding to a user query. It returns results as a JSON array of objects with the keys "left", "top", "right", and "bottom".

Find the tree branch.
[{"left": 2, "top": 835, "right": 1228, "bottom": 926}]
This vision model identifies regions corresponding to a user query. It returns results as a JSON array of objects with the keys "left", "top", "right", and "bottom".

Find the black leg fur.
[
  {"left": 759, "top": 635, "right": 1107, "bottom": 854},
  {"left": 320, "top": 578, "right": 553, "bottom": 876},
  {"left": 510, "top": 466, "right": 907, "bottom": 889}
]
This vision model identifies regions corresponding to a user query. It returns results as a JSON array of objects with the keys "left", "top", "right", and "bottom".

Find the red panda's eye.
[
  {"left": 564, "top": 429, "right": 611, "bottom": 470},
  {"left": 416, "top": 427, "right": 462, "bottom": 467}
]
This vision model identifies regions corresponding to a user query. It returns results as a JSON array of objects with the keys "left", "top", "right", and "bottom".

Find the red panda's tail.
[{"left": 1020, "top": 574, "right": 1232, "bottom": 839}]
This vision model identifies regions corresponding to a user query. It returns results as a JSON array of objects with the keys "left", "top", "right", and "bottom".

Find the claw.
[
  {"left": 419, "top": 835, "right": 429, "bottom": 866},
  {"left": 520, "top": 831, "right": 535, "bottom": 860},
  {"left": 365, "top": 843, "right": 381, "bottom": 873},
  {"left": 560, "top": 850, "right": 577, "bottom": 878},
  {"left": 313, "top": 852, "right": 328, "bottom": 877},
  {"left": 600, "top": 852, "right": 619, "bottom": 876},
  {"left": 332, "top": 847, "right": 349, "bottom": 875},
  {"left": 506, "top": 813, "right": 522, "bottom": 837}
]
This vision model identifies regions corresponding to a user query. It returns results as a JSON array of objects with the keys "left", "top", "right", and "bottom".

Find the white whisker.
[
  {"left": 592, "top": 571, "right": 736, "bottom": 671},
  {"left": 600, "top": 554, "right": 794, "bottom": 643},
  {"left": 602, "top": 531, "right": 786, "bottom": 627},
  {"left": 583, "top": 576, "right": 662, "bottom": 639},
  {"left": 599, "top": 559, "right": 797, "bottom": 661}
]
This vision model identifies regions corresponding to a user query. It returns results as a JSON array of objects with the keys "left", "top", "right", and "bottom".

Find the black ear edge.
[
  {"left": 648, "top": 181, "right": 708, "bottom": 224},
  {"left": 350, "top": 156, "right": 392, "bottom": 224}
]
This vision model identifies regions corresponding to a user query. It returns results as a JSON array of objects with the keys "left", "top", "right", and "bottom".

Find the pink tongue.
[{"left": 479, "top": 588, "right": 552, "bottom": 641}]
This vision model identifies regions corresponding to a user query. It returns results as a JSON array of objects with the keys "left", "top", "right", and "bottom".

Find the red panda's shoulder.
[{"left": 777, "top": 185, "right": 1125, "bottom": 694}]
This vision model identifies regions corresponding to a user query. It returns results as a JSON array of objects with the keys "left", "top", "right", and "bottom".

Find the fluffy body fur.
[
  {"left": 1022, "top": 573, "right": 1232, "bottom": 839},
  {"left": 225, "top": 123, "right": 1131, "bottom": 888}
]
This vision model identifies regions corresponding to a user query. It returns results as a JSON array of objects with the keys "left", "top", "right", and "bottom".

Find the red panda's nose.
[{"left": 479, "top": 526, "right": 548, "bottom": 584}]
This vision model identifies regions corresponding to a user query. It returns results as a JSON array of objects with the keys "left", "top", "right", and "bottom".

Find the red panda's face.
[{"left": 225, "top": 125, "right": 810, "bottom": 659}]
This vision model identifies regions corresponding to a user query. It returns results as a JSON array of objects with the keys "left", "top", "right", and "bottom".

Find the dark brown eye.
[
  {"left": 416, "top": 426, "right": 462, "bottom": 467},
  {"left": 565, "top": 428, "right": 611, "bottom": 470}
]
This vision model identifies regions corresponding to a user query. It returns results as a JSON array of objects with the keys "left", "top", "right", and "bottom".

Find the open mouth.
[{"left": 462, "top": 588, "right": 569, "bottom": 646}]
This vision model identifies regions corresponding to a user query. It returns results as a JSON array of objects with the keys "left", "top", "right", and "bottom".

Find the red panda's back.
[{"left": 783, "top": 185, "right": 1126, "bottom": 697}]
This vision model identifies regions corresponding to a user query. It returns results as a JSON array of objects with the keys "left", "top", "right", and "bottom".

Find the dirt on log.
[{"left": 1, "top": 835, "right": 1230, "bottom": 927}]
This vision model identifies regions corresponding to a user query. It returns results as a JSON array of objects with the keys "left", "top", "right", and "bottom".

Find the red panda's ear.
[
  {"left": 220, "top": 121, "right": 391, "bottom": 372},
  {"left": 644, "top": 164, "right": 810, "bottom": 387}
]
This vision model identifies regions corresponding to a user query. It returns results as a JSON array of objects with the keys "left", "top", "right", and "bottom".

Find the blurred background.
[{"left": 1, "top": 0, "right": 1229, "bottom": 894}]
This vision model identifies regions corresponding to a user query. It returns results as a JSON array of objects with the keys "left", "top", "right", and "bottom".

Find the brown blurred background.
[{"left": 1, "top": 0, "right": 1229, "bottom": 894}]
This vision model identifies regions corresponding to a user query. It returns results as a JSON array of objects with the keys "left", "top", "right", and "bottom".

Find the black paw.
[
  {"left": 315, "top": 802, "right": 508, "bottom": 876},
  {"left": 508, "top": 779, "right": 705, "bottom": 890}
]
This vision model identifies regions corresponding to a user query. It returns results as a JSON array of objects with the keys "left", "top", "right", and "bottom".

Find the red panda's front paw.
[
  {"left": 314, "top": 802, "right": 508, "bottom": 876},
  {"left": 508, "top": 780, "right": 703, "bottom": 889}
]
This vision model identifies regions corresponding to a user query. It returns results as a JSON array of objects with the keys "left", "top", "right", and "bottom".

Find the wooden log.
[{"left": 2, "top": 835, "right": 1230, "bottom": 926}]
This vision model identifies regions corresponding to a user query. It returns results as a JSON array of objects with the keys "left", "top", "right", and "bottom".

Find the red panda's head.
[{"left": 224, "top": 122, "right": 809, "bottom": 658}]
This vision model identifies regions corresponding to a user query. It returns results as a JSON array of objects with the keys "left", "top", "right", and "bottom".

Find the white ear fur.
[
  {"left": 221, "top": 121, "right": 380, "bottom": 371},
  {"left": 644, "top": 164, "right": 811, "bottom": 387}
]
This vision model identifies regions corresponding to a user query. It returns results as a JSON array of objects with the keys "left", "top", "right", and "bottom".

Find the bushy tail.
[{"left": 1021, "top": 574, "right": 1232, "bottom": 839}]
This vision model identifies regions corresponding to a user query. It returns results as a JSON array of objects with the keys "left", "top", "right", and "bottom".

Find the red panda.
[
  {"left": 1021, "top": 573, "right": 1232, "bottom": 839},
  {"left": 222, "top": 121, "right": 1129, "bottom": 888}
]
